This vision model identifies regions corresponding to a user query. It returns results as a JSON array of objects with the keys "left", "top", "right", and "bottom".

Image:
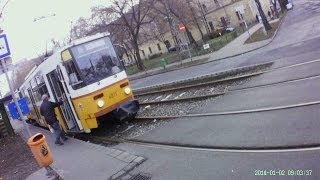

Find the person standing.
[{"left": 40, "top": 94, "right": 68, "bottom": 145}]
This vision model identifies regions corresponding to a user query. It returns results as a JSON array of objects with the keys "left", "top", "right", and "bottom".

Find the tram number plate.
[{"left": 109, "top": 92, "right": 117, "bottom": 99}]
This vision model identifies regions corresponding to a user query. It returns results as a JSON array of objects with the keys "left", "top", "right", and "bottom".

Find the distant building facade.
[{"left": 122, "top": 0, "right": 274, "bottom": 65}]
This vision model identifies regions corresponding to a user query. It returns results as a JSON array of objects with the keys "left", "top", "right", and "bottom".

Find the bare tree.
[
  {"left": 255, "top": 0, "right": 272, "bottom": 31},
  {"left": 278, "top": 0, "right": 288, "bottom": 12},
  {"left": 149, "top": 18, "right": 171, "bottom": 51},
  {"left": 155, "top": 0, "right": 199, "bottom": 47},
  {"left": 271, "top": 0, "right": 279, "bottom": 18},
  {"left": 186, "top": 0, "right": 205, "bottom": 42},
  {"left": 71, "top": 17, "right": 94, "bottom": 40},
  {"left": 103, "top": 0, "right": 156, "bottom": 71}
]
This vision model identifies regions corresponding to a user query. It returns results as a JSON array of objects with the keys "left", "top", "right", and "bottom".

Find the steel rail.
[
  {"left": 136, "top": 73, "right": 320, "bottom": 120},
  {"left": 139, "top": 72, "right": 320, "bottom": 107},
  {"left": 135, "top": 70, "right": 266, "bottom": 97},
  {"left": 89, "top": 136, "right": 320, "bottom": 153}
]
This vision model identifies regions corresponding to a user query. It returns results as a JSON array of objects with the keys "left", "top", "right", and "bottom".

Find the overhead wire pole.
[{"left": 33, "top": 13, "right": 57, "bottom": 58}]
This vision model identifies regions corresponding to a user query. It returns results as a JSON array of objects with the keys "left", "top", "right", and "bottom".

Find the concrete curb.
[
  {"left": 109, "top": 156, "right": 146, "bottom": 180},
  {"left": 133, "top": 61, "right": 274, "bottom": 94},
  {"left": 129, "top": 16, "right": 286, "bottom": 82}
]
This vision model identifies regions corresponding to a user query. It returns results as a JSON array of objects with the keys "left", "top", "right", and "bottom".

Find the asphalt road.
[
  {"left": 117, "top": 0, "right": 320, "bottom": 179},
  {"left": 117, "top": 143, "right": 320, "bottom": 180}
]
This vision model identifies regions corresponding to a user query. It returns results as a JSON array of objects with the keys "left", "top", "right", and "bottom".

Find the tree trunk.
[
  {"left": 255, "top": 0, "right": 272, "bottom": 31},
  {"left": 278, "top": 0, "right": 288, "bottom": 12},
  {"left": 185, "top": 27, "right": 198, "bottom": 47},
  {"left": 132, "top": 39, "right": 144, "bottom": 71},
  {"left": 272, "top": 1, "right": 279, "bottom": 18},
  {"left": 187, "top": 0, "right": 205, "bottom": 42}
]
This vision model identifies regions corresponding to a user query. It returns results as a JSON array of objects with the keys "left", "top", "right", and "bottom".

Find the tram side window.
[
  {"left": 30, "top": 76, "right": 49, "bottom": 102},
  {"left": 64, "top": 61, "right": 84, "bottom": 89},
  {"left": 25, "top": 89, "right": 32, "bottom": 104}
]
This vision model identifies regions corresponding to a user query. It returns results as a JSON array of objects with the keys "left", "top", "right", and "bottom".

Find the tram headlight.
[
  {"left": 97, "top": 100, "right": 105, "bottom": 108},
  {"left": 124, "top": 87, "right": 131, "bottom": 95}
]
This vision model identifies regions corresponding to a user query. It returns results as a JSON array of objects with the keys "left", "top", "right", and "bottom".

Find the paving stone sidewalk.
[{"left": 10, "top": 120, "right": 145, "bottom": 180}]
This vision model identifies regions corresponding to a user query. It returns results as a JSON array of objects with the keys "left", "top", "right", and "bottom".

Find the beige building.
[
  {"left": 123, "top": 0, "right": 273, "bottom": 64},
  {"left": 200, "top": 0, "right": 273, "bottom": 29}
]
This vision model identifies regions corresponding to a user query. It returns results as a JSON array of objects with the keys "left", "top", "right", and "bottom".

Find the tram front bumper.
[{"left": 113, "top": 99, "right": 140, "bottom": 121}]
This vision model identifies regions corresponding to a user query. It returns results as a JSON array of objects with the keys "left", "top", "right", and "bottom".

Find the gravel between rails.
[
  {"left": 133, "top": 62, "right": 273, "bottom": 95},
  {"left": 137, "top": 75, "right": 254, "bottom": 117}
]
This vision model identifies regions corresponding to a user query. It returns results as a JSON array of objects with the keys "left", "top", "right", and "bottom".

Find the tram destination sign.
[{"left": 0, "top": 34, "right": 11, "bottom": 59}]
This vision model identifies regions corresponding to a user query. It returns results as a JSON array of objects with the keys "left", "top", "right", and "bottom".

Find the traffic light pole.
[{"left": 1, "top": 58, "right": 32, "bottom": 137}]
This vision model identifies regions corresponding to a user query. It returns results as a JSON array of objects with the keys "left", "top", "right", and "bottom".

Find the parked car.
[
  {"left": 168, "top": 46, "right": 178, "bottom": 52},
  {"left": 286, "top": 2, "right": 293, "bottom": 10},
  {"left": 225, "top": 27, "right": 235, "bottom": 33}
]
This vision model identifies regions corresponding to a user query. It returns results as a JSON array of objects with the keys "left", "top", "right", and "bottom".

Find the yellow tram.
[{"left": 17, "top": 33, "right": 139, "bottom": 133}]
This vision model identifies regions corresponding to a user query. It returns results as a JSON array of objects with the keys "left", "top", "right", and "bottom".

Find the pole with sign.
[
  {"left": 178, "top": 23, "right": 192, "bottom": 61},
  {"left": 0, "top": 34, "right": 31, "bottom": 137},
  {"left": 235, "top": 5, "right": 252, "bottom": 41}
]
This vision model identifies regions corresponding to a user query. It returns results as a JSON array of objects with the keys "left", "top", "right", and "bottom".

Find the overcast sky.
[{"left": 0, "top": 0, "right": 110, "bottom": 95}]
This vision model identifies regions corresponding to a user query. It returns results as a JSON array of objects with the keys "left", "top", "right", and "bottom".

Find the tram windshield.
[{"left": 70, "top": 37, "right": 123, "bottom": 87}]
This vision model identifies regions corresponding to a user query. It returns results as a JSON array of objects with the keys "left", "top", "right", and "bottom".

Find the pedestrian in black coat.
[{"left": 40, "top": 94, "right": 68, "bottom": 145}]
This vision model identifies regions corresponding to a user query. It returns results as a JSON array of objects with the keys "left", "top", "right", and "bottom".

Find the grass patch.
[
  {"left": 245, "top": 21, "right": 280, "bottom": 44},
  {"left": 125, "top": 52, "right": 180, "bottom": 75}
]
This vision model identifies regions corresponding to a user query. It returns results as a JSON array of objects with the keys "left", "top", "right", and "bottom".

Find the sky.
[{"left": 0, "top": 0, "right": 110, "bottom": 95}]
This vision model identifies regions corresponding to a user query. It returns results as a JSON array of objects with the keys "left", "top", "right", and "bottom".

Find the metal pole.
[
  {"left": 1, "top": 58, "right": 31, "bottom": 137},
  {"left": 184, "top": 32, "right": 192, "bottom": 61},
  {"left": 242, "top": 16, "right": 252, "bottom": 41}
]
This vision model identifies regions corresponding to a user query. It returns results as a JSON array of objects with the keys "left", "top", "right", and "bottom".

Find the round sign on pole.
[{"left": 179, "top": 23, "right": 186, "bottom": 32}]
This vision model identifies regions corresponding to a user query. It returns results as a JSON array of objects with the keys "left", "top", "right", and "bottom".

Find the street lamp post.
[{"left": 33, "top": 13, "right": 57, "bottom": 59}]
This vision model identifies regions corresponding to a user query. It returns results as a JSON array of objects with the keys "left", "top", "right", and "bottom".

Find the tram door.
[{"left": 47, "top": 70, "right": 76, "bottom": 130}]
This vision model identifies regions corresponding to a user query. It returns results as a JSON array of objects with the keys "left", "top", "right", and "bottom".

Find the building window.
[
  {"left": 141, "top": 50, "right": 145, "bottom": 57},
  {"left": 157, "top": 43, "right": 161, "bottom": 51},
  {"left": 209, "top": 21, "right": 215, "bottom": 31},
  {"left": 148, "top": 47, "right": 152, "bottom": 54},
  {"left": 220, "top": 17, "right": 227, "bottom": 27},
  {"left": 235, "top": 11, "right": 243, "bottom": 20},
  {"left": 202, "top": 4, "right": 208, "bottom": 13}
]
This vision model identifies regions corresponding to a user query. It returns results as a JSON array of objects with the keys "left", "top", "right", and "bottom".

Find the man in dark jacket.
[{"left": 40, "top": 94, "right": 68, "bottom": 145}]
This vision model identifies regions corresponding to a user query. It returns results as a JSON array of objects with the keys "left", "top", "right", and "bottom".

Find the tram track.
[
  {"left": 135, "top": 58, "right": 320, "bottom": 119},
  {"left": 138, "top": 72, "right": 320, "bottom": 108},
  {"left": 135, "top": 58, "right": 320, "bottom": 99},
  {"left": 87, "top": 135, "right": 320, "bottom": 153},
  {"left": 79, "top": 60, "right": 320, "bottom": 154}
]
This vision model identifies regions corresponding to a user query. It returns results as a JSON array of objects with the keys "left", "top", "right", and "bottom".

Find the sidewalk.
[
  {"left": 129, "top": 19, "right": 280, "bottom": 81},
  {"left": 11, "top": 120, "right": 146, "bottom": 180}
]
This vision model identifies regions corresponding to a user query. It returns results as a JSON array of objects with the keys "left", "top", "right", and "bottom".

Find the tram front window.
[{"left": 71, "top": 37, "right": 123, "bottom": 85}]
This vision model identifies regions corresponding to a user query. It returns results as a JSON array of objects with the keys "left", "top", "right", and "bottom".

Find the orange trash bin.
[{"left": 27, "top": 133, "right": 53, "bottom": 167}]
